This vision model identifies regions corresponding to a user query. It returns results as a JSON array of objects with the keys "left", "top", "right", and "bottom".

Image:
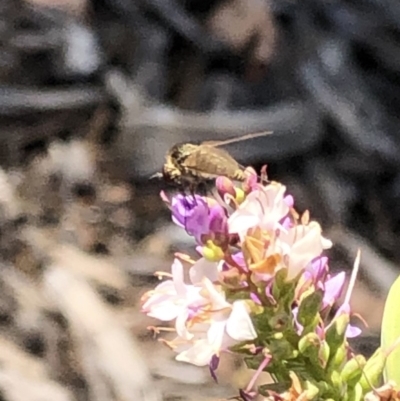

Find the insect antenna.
[{"left": 202, "top": 131, "right": 273, "bottom": 148}]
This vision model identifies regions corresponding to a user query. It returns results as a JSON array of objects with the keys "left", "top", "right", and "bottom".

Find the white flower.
[
  {"left": 189, "top": 257, "right": 222, "bottom": 284},
  {"left": 141, "top": 259, "right": 207, "bottom": 339},
  {"left": 278, "top": 221, "right": 332, "bottom": 278},
  {"left": 228, "top": 182, "right": 289, "bottom": 238},
  {"left": 169, "top": 296, "right": 257, "bottom": 366}
]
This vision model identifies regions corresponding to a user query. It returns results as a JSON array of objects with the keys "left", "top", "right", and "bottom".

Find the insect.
[{"left": 153, "top": 131, "right": 272, "bottom": 189}]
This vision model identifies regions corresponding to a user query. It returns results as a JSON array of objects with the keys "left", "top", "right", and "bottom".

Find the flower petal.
[
  {"left": 189, "top": 258, "right": 221, "bottom": 284},
  {"left": 226, "top": 301, "right": 257, "bottom": 341},
  {"left": 345, "top": 324, "right": 362, "bottom": 338},
  {"left": 175, "top": 339, "right": 216, "bottom": 366},
  {"left": 176, "top": 308, "right": 192, "bottom": 340},
  {"left": 323, "top": 272, "right": 346, "bottom": 308},
  {"left": 201, "top": 278, "right": 230, "bottom": 310},
  {"left": 171, "top": 258, "right": 186, "bottom": 296}
]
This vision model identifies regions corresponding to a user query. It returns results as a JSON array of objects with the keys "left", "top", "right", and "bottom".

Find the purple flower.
[
  {"left": 209, "top": 354, "right": 220, "bottom": 383},
  {"left": 231, "top": 252, "right": 249, "bottom": 272},
  {"left": 281, "top": 216, "right": 293, "bottom": 230},
  {"left": 208, "top": 204, "right": 228, "bottom": 234},
  {"left": 335, "top": 304, "right": 362, "bottom": 338},
  {"left": 171, "top": 195, "right": 210, "bottom": 239},
  {"left": 322, "top": 272, "right": 346, "bottom": 309},
  {"left": 250, "top": 292, "right": 262, "bottom": 305},
  {"left": 292, "top": 306, "right": 303, "bottom": 335},
  {"left": 307, "top": 257, "right": 329, "bottom": 283},
  {"left": 345, "top": 324, "right": 362, "bottom": 338},
  {"left": 284, "top": 194, "right": 294, "bottom": 208},
  {"left": 265, "top": 281, "right": 275, "bottom": 303},
  {"left": 171, "top": 194, "right": 229, "bottom": 246}
]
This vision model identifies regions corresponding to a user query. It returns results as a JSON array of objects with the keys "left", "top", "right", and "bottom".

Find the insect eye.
[{"left": 169, "top": 145, "right": 182, "bottom": 159}]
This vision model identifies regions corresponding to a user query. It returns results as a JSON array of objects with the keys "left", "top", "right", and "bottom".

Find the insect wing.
[{"left": 181, "top": 145, "right": 240, "bottom": 179}]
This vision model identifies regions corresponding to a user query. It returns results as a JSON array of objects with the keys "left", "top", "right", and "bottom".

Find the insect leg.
[
  {"left": 196, "top": 181, "right": 210, "bottom": 197},
  {"left": 188, "top": 183, "right": 198, "bottom": 206}
]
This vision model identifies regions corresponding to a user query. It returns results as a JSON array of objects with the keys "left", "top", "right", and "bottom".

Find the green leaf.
[
  {"left": 326, "top": 343, "right": 346, "bottom": 374},
  {"left": 325, "top": 314, "right": 349, "bottom": 355},
  {"left": 358, "top": 348, "right": 386, "bottom": 392},
  {"left": 344, "top": 383, "right": 363, "bottom": 401},
  {"left": 297, "top": 291, "right": 323, "bottom": 330},
  {"left": 272, "top": 269, "right": 298, "bottom": 312},
  {"left": 381, "top": 274, "right": 400, "bottom": 387}
]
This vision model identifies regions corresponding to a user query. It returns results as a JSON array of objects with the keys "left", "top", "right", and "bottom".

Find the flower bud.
[
  {"left": 298, "top": 333, "right": 320, "bottom": 355},
  {"left": 297, "top": 291, "right": 323, "bottom": 330},
  {"left": 327, "top": 344, "right": 346, "bottom": 373},
  {"left": 340, "top": 355, "right": 366, "bottom": 387},
  {"left": 325, "top": 314, "right": 349, "bottom": 353},
  {"left": 242, "top": 167, "right": 258, "bottom": 193},
  {"left": 304, "top": 381, "right": 319, "bottom": 399},
  {"left": 299, "top": 333, "right": 322, "bottom": 369},
  {"left": 349, "top": 383, "right": 363, "bottom": 401},
  {"left": 330, "top": 370, "right": 343, "bottom": 389},
  {"left": 319, "top": 341, "right": 330, "bottom": 368},
  {"left": 359, "top": 348, "right": 387, "bottom": 392},
  {"left": 216, "top": 176, "right": 236, "bottom": 199}
]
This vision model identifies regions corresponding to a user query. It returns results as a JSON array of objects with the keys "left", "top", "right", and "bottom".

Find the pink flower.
[
  {"left": 208, "top": 204, "right": 228, "bottom": 234},
  {"left": 278, "top": 222, "right": 332, "bottom": 278},
  {"left": 189, "top": 257, "right": 223, "bottom": 284},
  {"left": 141, "top": 259, "right": 208, "bottom": 339},
  {"left": 228, "top": 182, "right": 290, "bottom": 238},
  {"left": 306, "top": 257, "right": 329, "bottom": 283},
  {"left": 322, "top": 272, "right": 346, "bottom": 308},
  {"left": 169, "top": 298, "right": 257, "bottom": 366}
]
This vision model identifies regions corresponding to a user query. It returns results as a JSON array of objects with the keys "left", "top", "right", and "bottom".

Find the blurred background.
[{"left": 0, "top": 0, "right": 399, "bottom": 400}]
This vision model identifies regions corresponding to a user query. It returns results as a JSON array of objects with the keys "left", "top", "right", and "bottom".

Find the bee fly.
[{"left": 151, "top": 131, "right": 272, "bottom": 190}]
